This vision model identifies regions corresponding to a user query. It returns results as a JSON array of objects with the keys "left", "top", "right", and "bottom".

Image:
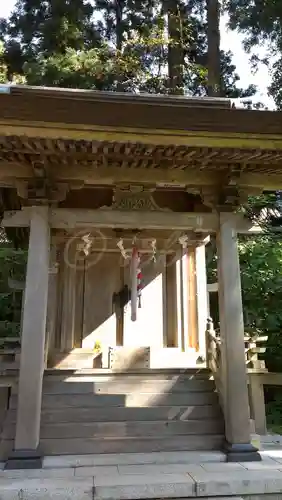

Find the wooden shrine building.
[{"left": 0, "top": 85, "right": 282, "bottom": 469}]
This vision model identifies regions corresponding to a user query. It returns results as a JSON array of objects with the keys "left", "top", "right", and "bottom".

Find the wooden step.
[
  {"left": 1, "top": 367, "right": 224, "bottom": 459},
  {"left": 10, "top": 390, "right": 218, "bottom": 410},
  {"left": 44, "top": 367, "right": 211, "bottom": 379},
  {"left": 42, "top": 434, "right": 225, "bottom": 455},
  {"left": 3, "top": 419, "right": 224, "bottom": 440},
  {"left": 7, "top": 404, "right": 222, "bottom": 424},
  {"left": 49, "top": 350, "right": 101, "bottom": 370},
  {"left": 39, "top": 379, "right": 215, "bottom": 395},
  {"left": 0, "top": 434, "right": 224, "bottom": 458}
]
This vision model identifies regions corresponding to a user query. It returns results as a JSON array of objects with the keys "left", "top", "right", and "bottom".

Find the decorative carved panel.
[{"left": 102, "top": 185, "right": 170, "bottom": 212}]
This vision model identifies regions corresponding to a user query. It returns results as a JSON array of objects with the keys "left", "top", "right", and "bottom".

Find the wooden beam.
[
  {"left": 2, "top": 209, "right": 31, "bottom": 227},
  {"left": 59, "top": 169, "right": 282, "bottom": 191},
  {"left": 51, "top": 165, "right": 217, "bottom": 187},
  {"left": 1, "top": 120, "right": 282, "bottom": 150},
  {"left": 240, "top": 173, "right": 282, "bottom": 191},
  {"left": 50, "top": 209, "right": 218, "bottom": 231},
  {"left": 2, "top": 161, "right": 282, "bottom": 191},
  {"left": 0, "top": 164, "right": 32, "bottom": 180},
  {"left": 229, "top": 214, "right": 263, "bottom": 234},
  {"left": 1, "top": 207, "right": 264, "bottom": 234},
  {"left": 2, "top": 207, "right": 218, "bottom": 230}
]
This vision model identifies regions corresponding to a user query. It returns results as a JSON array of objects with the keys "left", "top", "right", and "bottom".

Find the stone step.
[
  {"left": 10, "top": 391, "right": 218, "bottom": 410},
  {"left": 3, "top": 419, "right": 224, "bottom": 440},
  {"left": 0, "top": 478, "right": 94, "bottom": 499},
  {"left": 43, "top": 450, "right": 226, "bottom": 468},
  {"left": 39, "top": 379, "right": 215, "bottom": 395},
  {"left": 9, "top": 404, "right": 221, "bottom": 424},
  {"left": 0, "top": 475, "right": 245, "bottom": 500}
]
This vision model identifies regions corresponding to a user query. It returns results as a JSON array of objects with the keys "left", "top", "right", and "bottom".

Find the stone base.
[
  {"left": 225, "top": 441, "right": 261, "bottom": 462},
  {"left": 5, "top": 449, "right": 43, "bottom": 470}
]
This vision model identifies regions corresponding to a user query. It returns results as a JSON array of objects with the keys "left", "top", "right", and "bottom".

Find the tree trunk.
[
  {"left": 115, "top": 0, "right": 124, "bottom": 91},
  {"left": 165, "top": 0, "right": 184, "bottom": 95},
  {"left": 116, "top": 0, "right": 123, "bottom": 51},
  {"left": 207, "top": 0, "right": 221, "bottom": 97}
]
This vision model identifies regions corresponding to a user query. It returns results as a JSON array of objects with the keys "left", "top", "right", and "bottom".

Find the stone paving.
[{"left": 1, "top": 447, "right": 282, "bottom": 499}]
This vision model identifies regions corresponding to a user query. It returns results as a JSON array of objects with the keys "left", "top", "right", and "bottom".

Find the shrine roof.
[
  {"left": 0, "top": 84, "right": 281, "bottom": 136},
  {"left": 0, "top": 85, "right": 282, "bottom": 191}
]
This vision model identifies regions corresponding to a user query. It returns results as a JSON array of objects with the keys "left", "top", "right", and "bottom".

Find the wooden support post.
[
  {"left": 45, "top": 241, "right": 59, "bottom": 366},
  {"left": 217, "top": 212, "right": 261, "bottom": 462},
  {"left": 54, "top": 245, "right": 64, "bottom": 350},
  {"left": 196, "top": 244, "right": 208, "bottom": 358},
  {"left": 6, "top": 206, "right": 50, "bottom": 470},
  {"left": 187, "top": 248, "right": 198, "bottom": 349},
  {"left": 74, "top": 254, "right": 85, "bottom": 348},
  {"left": 60, "top": 240, "right": 77, "bottom": 351},
  {"left": 165, "top": 254, "right": 178, "bottom": 347},
  {"left": 249, "top": 374, "right": 267, "bottom": 436},
  {"left": 116, "top": 265, "right": 125, "bottom": 347}
]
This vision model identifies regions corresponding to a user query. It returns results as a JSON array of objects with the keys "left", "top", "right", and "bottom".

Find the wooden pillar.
[
  {"left": 45, "top": 240, "right": 59, "bottom": 366},
  {"left": 179, "top": 253, "right": 187, "bottom": 352},
  {"left": 195, "top": 244, "right": 208, "bottom": 357},
  {"left": 74, "top": 253, "right": 85, "bottom": 348},
  {"left": 60, "top": 240, "right": 77, "bottom": 351},
  {"left": 217, "top": 212, "right": 260, "bottom": 462},
  {"left": 164, "top": 254, "right": 178, "bottom": 347},
  {"left": 54, "top": 244, "right": 64, "bottom": 350},
  {"left": 187, "top": 247, "right": 198, "bottom": 349},
  {"left": 116, "top": 265, "right": 125, "bottom": 347},
  {"left": 7, "top": 206, "right": 50, "bottom": 469}
]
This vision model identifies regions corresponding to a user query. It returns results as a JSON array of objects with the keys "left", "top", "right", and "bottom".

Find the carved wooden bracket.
[
  {"left": 188, "top": 182, "right": 263, "bottom": 211},
  {"left": 185, "top": 165, "right": 264, "bottom": 210},
  {"left": 102, "top": 184, "right": 170, "bottom": 211},
  {"left": 15, "top": 179, "right": 70, "bottom": 205}
]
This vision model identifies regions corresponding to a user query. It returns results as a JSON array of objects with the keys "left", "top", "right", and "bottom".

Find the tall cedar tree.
[
  {"left": 207, "top": 0, "right": 221, "bottom": 96},
  {"left": 0, "top": 0, "right": 256, "bottom": 96}
]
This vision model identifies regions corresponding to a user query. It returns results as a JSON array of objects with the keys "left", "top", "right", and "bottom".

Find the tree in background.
[
  {"left": 223, "top": 0, "right": 282, "bottom": 109},
  {"left": 1, "top": 1, "right": 282, "bottom": 426},
  {"left": 206, "top": 0, "right": 221, "bottom": 96},
  {"left": 0, "top": 0, "right": 256, "bottom": 98}
]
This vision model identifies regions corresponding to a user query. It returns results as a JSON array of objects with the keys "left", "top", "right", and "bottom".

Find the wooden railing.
[
  {"left": 205, "top": 318, "right": 220, "bottom": 374},
  {"left": 245, "top": 333, "right": 268, "bottom": 371},
  {"left": 205, "top": 318, "right": 226, "bottom": 413},
  {"left": 206, "top": 318, "right": 269, "bottom": 435}
]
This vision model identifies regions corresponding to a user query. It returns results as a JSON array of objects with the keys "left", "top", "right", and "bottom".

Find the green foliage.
[
  {"left": 94, "top": 340, "right": 102, "bottom": 353},
  {"left": 0, "top": 0, "right": 256, "bottom": 98},
  {"left": 223, "top": 0, "right": 282, "bottom": 108},
  {"left": 239, "top": 236, "right": 282, "bottom": 334},
  {"left": 265, "top": 386, "right": 282, "bottom": 434},
  {"left": 0, "top": 41, "right": 25, "bottom": 84},
  {"left": 224, "top": 0, "right": 282, "bottom": 48},
  {"left": 0, "top": 239, "right": 27, "bottom": 338}
]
